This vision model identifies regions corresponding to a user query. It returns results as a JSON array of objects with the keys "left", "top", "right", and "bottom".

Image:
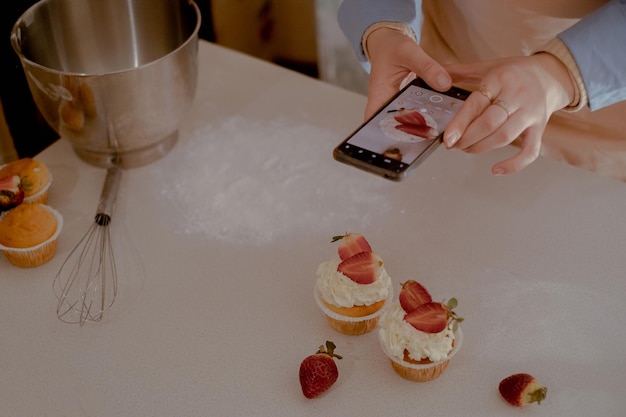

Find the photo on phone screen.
[{"left": 333, "top": 79, "right": 470, "bottom": 181}]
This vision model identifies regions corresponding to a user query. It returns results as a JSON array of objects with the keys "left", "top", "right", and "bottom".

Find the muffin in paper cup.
[
  {"left": 0, "top": 204, "right": 63, "bottom": 267},
  {"left": 378, "top": 325, "right": 463, "bottom": 382},
  {"left": 314, "top": 284, "right": 392, "bottom": 335}
]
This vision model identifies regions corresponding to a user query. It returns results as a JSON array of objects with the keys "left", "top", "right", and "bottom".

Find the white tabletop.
[{"left": 1, "top": 41, "right": 625, "bottom": 417}]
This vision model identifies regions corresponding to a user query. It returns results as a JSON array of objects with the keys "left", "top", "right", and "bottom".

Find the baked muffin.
[
  {"left": 378, "top": 280, "right": 463, "bottom": 382},
  {"left": 0, "top": 158, "right": 52, "bottom": 204},
  {"left": 0, "top": 203, "right": 63, "bottom": 267},
  {"left": 314, "top": 233, "right": 392, "bottom": 335}
]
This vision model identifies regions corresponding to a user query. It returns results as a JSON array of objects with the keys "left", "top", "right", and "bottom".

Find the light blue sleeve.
[
  {"left": 558, "top": 0, "right": 626, "bottom": 110},
  {"left": 337, "top": 0, "right": 423, "bottom": 72}
]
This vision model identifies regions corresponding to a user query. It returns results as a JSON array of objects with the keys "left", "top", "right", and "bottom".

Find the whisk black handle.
[{"left": 95, "top": 166, "right": 122, "bottom": 226}]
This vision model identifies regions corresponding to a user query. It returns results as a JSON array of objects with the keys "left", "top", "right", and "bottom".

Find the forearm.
[
  {"left": 557, "top": 0, "right": 626, "bottom": 110},
  {"left": 337, "top": 0, "right": 423, "bottom": 66}
]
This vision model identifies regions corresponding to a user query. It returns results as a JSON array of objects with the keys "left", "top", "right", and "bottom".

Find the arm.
[
  {"left": 337, "top": 0, "right": 451, "bottom": 119},
  {"left": 557, "top": 0, "right": 626, "bottom": 110},
  {"left": 337, "top": 0, "right": 423, "bottom": 71}
]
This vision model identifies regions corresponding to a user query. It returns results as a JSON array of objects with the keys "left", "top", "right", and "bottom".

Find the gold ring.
[
  {"left": 478, "top": 85, "right": 494, "bottom": 102},
  {"left": 492, "top": 98, "right": 512, "bottom": 117}
]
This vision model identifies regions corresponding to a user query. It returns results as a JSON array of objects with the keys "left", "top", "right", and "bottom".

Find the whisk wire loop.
[{"left": 53, "top": 167, "right": 122, "bottom": 325}]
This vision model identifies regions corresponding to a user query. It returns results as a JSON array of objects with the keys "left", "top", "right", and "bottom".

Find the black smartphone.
[{"left": 333, "top": 78, "right": 470, "bottom": 181}]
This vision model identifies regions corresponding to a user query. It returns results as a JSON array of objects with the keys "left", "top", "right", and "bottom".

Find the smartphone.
[{"left": 333, "top": 78, "right": 470, "bottom": 181}]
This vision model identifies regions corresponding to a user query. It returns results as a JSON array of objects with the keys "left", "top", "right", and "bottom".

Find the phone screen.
[{"left": 333, "top": 79, "right": 469, "bottom": 181}]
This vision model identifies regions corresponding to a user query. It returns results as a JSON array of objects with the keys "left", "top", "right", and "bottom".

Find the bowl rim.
[{"left": 10, "top": 0, "right": 202, "bottom": 77}]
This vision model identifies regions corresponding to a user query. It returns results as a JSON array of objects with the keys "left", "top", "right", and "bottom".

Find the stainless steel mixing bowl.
[{"left": 11, "top": 0, "right": 200, "bottom": 168}]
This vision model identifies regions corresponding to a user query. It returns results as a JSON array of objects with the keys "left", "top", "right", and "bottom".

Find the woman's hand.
[
  {"left": 365, "top": 28, "right": 451, "bottom": 120},
  {"left": 443, "top": 54, "right": 575, "bottom": 176}
]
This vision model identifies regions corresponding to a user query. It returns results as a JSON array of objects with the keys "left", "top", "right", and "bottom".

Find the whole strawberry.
[
  {"left": 499, "top": 373, "right": 547, "bottom": 406},
  {"left": 299, "top": 341, "right": 342, "bottom": 399}
]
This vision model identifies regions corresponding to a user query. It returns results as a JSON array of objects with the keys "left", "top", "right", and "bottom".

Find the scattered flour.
[{"left": 151, "top": 116, "right": 392, "bottom": 245}]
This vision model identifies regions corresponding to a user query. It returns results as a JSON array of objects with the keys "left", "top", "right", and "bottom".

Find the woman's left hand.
[{"left": 443, "top": 54, "right": 575, "bottom": 176}]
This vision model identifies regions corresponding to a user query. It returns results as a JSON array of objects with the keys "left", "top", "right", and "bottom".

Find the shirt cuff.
[
  {"left": 362, "top": 21, "right": 417, "bottom": 62},
  {"left": 535, "top": 38, "right": 588, "bottom": 112}
]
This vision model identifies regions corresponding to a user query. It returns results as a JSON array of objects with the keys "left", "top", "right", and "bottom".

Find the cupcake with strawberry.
[
  {"left": 314, "top": 233, "right": 392, "bottom": 335},
  {"left": 378, "top": 280, "right": 463, "bottom": 382},
  {"left": 0, "top": 158, "right": 52, "bottom": 204}
]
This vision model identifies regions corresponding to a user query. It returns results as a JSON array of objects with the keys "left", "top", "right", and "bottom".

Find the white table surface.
[{"left": 1, "top": 41, "right": 625, "bottom": 417}]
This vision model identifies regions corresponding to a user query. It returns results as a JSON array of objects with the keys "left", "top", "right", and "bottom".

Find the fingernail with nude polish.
[
  {"left": 446, "top": 132, "right": 459, "bottom": 147},
  {"left": 437, "top": 74, "right": 450, "bottom": 89},
  {"left": 493, "top": 167, "right": 506, "bottom": 176}
]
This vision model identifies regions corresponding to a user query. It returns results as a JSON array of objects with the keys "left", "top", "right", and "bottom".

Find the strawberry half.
[
  {"left": 299, "top": 341, "right": 342, "bottom": 399},
  {"left": 398, "top": 280, "right": 432, "bottom": 313},
  {"left": 403, "top": 301, "right": 448, "bottom": 333},
  {"left": 0, "top": 175, "right": 25, "bottom": 212},
  {"left": 337, "top": 251, "right": 382, "bottom": 284},
  {"left": 332, "top": 233, "right": 372, "bottom": 260},
  {"left": 393, "top": 110, "right": 437, "bottom": 139},
  {"left": 499, "top": 373, "right": 547, "bottom": 406}
]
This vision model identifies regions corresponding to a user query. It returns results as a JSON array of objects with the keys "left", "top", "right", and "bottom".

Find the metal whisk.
[{"left": 53, "top": 166, "right": 122, "bottom": 325}]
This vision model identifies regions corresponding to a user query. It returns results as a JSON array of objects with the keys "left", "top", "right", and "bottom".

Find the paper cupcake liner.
[
  {"left": 0, "top": 204, "right": 63, "bottom": 268},
  {"left": 314, "top": 284, "right": 393, "bottom": 335},
  {"left": 324, "top": 314, "right": 381, "bottom": 335},
  {"left": 378, "top": 327, "right": 463, "bottom": 382}
]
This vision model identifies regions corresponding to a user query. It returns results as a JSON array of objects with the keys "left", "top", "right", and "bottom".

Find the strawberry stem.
[
  {"left": 529, "top": 387, "right": 548, "bottom": 405},
  {"left": 331, "top": 234, "right": 347, "bottom": 243},
  {"left": 318, "top": 341, "right": 343, "bottom": 360}
]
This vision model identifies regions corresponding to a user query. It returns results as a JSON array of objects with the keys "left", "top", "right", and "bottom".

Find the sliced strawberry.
[
  {"left": 403, "top": 302, "right": 448, "bottom": 333},
  {"left": 395, "top": 123, "right": 436, "bottom": 139},
  {"left": 398, "top": 280, "right": 432, "bottom": 313},
  {"left": 332, "top": 233, "right": 372, "bottom": 260},
  {"left": 394, "top": 110, "right": 427, "bottom": 126},
  {"left": 394, "top": 110, "right": 436, "bottom": 139},
  {"left": 337, "top": 251, "right": 382, "bottom": 284},
  {"left": 0, "top": 175, "right": 24, "bottom": 212},
  {"left": 0, "top": 175, "right": 20, "bottom": 190}
]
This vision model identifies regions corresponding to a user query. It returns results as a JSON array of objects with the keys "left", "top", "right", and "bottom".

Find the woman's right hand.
[{"left": 364, "top": 27, "right": 451, "bottom": 120}]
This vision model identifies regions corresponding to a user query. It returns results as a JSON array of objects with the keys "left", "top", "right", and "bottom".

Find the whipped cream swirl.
[
  {"left": 316, "top": 259, "right": 391, "bottom": 308},
  {"left": 379, "top": 303, "right": 454, "bottom": 363}
]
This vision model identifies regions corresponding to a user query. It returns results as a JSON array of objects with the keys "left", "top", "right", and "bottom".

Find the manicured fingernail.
[
  {"left": 446, "top": 131, "right": 459, "bottom": 147},
  {"left": 493, "top": 167, "right": 506, "bottom": 176},
  {"left": 437, "top": 74, "right": 450, "bottom": 88}
]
